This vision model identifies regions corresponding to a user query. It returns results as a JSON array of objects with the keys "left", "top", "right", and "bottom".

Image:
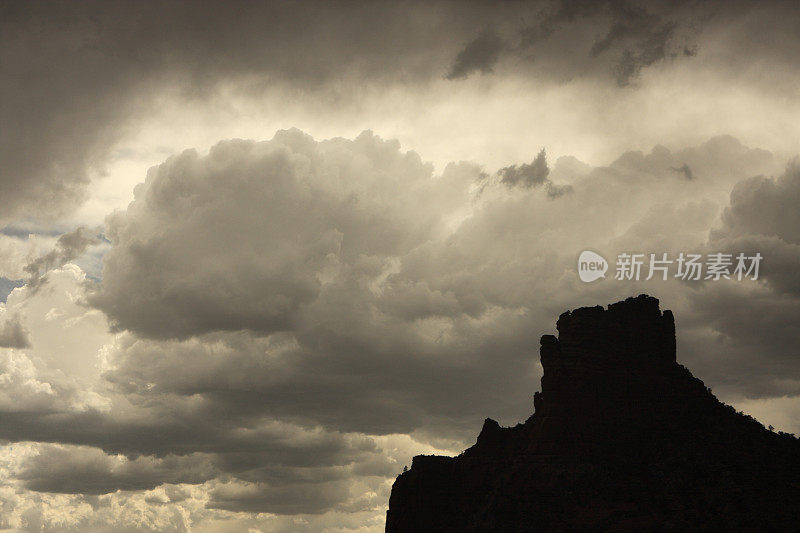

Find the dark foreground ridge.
[{"left": 386, "top": 295, "right": 800, "bottom": 531}]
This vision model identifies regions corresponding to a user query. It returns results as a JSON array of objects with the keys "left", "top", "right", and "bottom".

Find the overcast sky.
[{"left": 2, "top": 1, "right": 800, "bottom": 531}]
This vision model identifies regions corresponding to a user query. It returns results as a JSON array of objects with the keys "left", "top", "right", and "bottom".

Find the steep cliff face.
[{"left": 386, "top": 295, "right": 800, "bottom": 532}]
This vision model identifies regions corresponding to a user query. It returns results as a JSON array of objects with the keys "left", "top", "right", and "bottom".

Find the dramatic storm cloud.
[
  {"left": 2, "top": 1, "right": 800, "bottom": 531},
  {"left": 91, "top": 130, "right": 473, "bottom": 340},
  {"left": 86, "top": 130, "right": 796, "bottom": 455},
  {"left": 446, "top": 0, "right": 701, "bottom": 86},
  {"left": 446, "top": 30, "right": 507, "bottom": 80},
  {"left": 5, "top": 0, "right": 798, "bottom": 227},
  {"left": 0, "top": 0, "right": 488, "bottom": 223}
]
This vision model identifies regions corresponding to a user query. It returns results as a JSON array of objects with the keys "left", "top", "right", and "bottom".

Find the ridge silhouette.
[{"left": 386, "top": 295, "right": 800, "bottom": 531}]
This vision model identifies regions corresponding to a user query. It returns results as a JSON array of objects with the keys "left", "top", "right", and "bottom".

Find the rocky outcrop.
[{"left": 386, "top": 295, "right": 800, "bottom": 531}]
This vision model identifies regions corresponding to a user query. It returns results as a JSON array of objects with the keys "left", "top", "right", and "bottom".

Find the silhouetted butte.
[{"left": 386, "top": 295, "right": 800, "bottom": 531}]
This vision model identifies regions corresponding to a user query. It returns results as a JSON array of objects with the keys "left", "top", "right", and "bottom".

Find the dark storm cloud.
[
  {"left": 445, "top": 30, "right": 506, "bottom": 79},
  {"left": 588, "top": 1, "right": 692, "bottom": 86},
  {"left": 99, "top": 324, "right": 541, "bottom": 438},
  {"left": 0, "top": 314, "right": 29, "bottom": 349},
  {"left": 499, "top": 149, "right": 551, "bottom": 188},
  {"left": 671, "top": 163, "right": 696, "bottom": 180},
  {"left": 23, "top": 227, "right": 99, "bottom": 290},
  {"left": 545, "top": 182, "right": 574, "bottom": 198},
  {"left": 0, "top": 0, "right": 490, "bottom": 222},
  {"left": 447, "top": 0, "right": 702, "bottom": 85},
  {"left": 698, "top": 162, "right": 800, "bottom": 300},
  {"left": 674, "top": 163, "right": 800, "bottom": 400},
  {"left": 0, "top": 407, "right": 377, "bottom": 467},
  {"left": 494, "top": 149, "right": 572, "bottom": 198},
  {"left": 0, "top": 398, "right": 391, "bottom": 514},
  {"left": 207, "top": 480, "right": 354, "bottom": 515},
  {"left": 2, "top": 0, "right": 796, "bottom": 229},
  {"left": 662, "top": 161, "right": 800, "bottom": 400},
  {"left": 716, "top": 163, "right": 800, "bottom": 245},
  {"left": 18, "top": 446, "right": 214, "bottom": 495},
  {"left": 680, "top": 285, "right": 800, "bottom": 398}
]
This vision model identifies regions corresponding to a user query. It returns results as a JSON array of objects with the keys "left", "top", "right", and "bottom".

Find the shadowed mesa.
[{"left": 386, "top": 294, "right": 800, "bottom": 531}]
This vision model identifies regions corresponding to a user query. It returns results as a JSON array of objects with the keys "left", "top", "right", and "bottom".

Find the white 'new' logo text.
[{"left": 578, "top": 250, "right": 608, "bottom": 282}]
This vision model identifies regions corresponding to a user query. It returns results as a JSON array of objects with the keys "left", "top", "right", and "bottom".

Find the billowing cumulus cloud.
[
  {"left": 87, "top": 130, "right": 793, "bottom": 446},
  {"left": 717, "top": 163, "right": 800, "bottom": 245},
  {"left": 90, "top": 130, "right": 476, "bottom": 340}
]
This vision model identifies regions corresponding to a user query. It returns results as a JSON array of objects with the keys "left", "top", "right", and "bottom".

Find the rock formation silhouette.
[{"left": 386, "top": 295, "right": 800, "bottom": 531}]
